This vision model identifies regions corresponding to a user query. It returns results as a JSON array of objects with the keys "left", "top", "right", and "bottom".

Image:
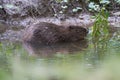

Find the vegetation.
[
  {"left": 91, "top": 8, "right": 109, "bottom": 41},
  {"left": 0, "top": 0, "right": 120, "bottom": 80},
  {"left": 0, "top": 11, "right": 120, "bottom": 79},
  {"left": 0, "top": 0, "right": 120, "bottom": 20}
]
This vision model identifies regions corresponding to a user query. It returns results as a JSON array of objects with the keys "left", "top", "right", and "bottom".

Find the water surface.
[{"left": 0, "top": 23, "right": 120, "bottom": 80}]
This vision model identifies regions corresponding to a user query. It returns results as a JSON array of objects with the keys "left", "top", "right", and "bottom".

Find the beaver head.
[{"left": 66, "top": 26, "right": 88, "bottom": 41}]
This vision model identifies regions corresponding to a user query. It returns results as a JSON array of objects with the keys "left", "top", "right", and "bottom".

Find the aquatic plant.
[{"left": 91, "top": 8, "right": 109, "bottom": 41}]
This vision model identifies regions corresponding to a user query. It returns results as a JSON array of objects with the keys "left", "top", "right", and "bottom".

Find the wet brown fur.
[{"left": 22, "top": 22, "right": 88, "bottom": 45}]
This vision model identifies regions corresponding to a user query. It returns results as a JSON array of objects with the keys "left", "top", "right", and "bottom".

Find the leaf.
[
  {"left": 76, "top": 7, "right": 82, "bottom": 10},
  {"left": 63, "top": 0, "right": 68, "bottom": 2},
  {"left": 61, "top": 5, "right": 68, "bottom": 9},
  {"left": 0, "top": 5, "right": 3, "bottom": 8},
  {"left": 100, "top": 0, "right": 110, "bottom": 4},
  {"left": 115, "top": 0, "right": 120, "bottom": 4},
  {"left": 88, "top": 2, "right": 100, "bottom": 11},
  {"left": 72, "top": 8, "right": 78, "bottom": 12}
]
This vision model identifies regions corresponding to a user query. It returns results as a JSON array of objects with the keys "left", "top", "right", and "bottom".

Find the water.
[{"left": 0, "top": 23, "right": 120, "bottom": 80}]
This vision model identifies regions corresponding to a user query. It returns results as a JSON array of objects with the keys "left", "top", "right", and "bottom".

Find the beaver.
[{"left": 22, "top": 22, "right": 88, "bottom": 45}]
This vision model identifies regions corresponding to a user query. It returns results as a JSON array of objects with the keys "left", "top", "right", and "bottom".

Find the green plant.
[
  {"left": 88, "top": 0, "right": 110, "bottom": 12},
  {"left": 90, "top": 7, "right": 110, "bottom": 57},
  {"left": 115, "top": 0, "right": 120, "bottom": 4},
  {"left": 88, "top": 2, "right": 100, "bottom": 11},
  {"left": 91, "top": 8, "right": 109, "bottom": 40},
  {"left": 100, "top": 0, "right": 110, "bottom": 4}
]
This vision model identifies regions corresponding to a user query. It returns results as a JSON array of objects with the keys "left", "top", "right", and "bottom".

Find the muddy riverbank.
[{"left": 0, "top": 13, "right": 120, "bottom": 42}]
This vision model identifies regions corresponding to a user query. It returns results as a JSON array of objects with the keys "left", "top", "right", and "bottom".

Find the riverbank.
[{"left": 0, "top": 13, "right": 120, "bottom": 42}]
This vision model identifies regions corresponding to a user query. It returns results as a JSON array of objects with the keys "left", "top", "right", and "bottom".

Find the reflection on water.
[
  {"left": 23, "top": 40, "right": 88, "bottom": 57},
  {"left": 0, "top": 19, "right": 120, "bottom": 80},
  {"left": 86, "top": 30, "right": 120, "bottom": 66},
  {"left": 0, "top": 21, "right": 120, "bottom": 77},
  {"left": 0, "top": 28, "right": 120, "bottom": 80}
]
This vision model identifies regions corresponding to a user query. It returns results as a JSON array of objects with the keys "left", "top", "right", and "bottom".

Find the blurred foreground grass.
[{"left": 1, "top": 55, "right": 120, "bottom": 80}]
